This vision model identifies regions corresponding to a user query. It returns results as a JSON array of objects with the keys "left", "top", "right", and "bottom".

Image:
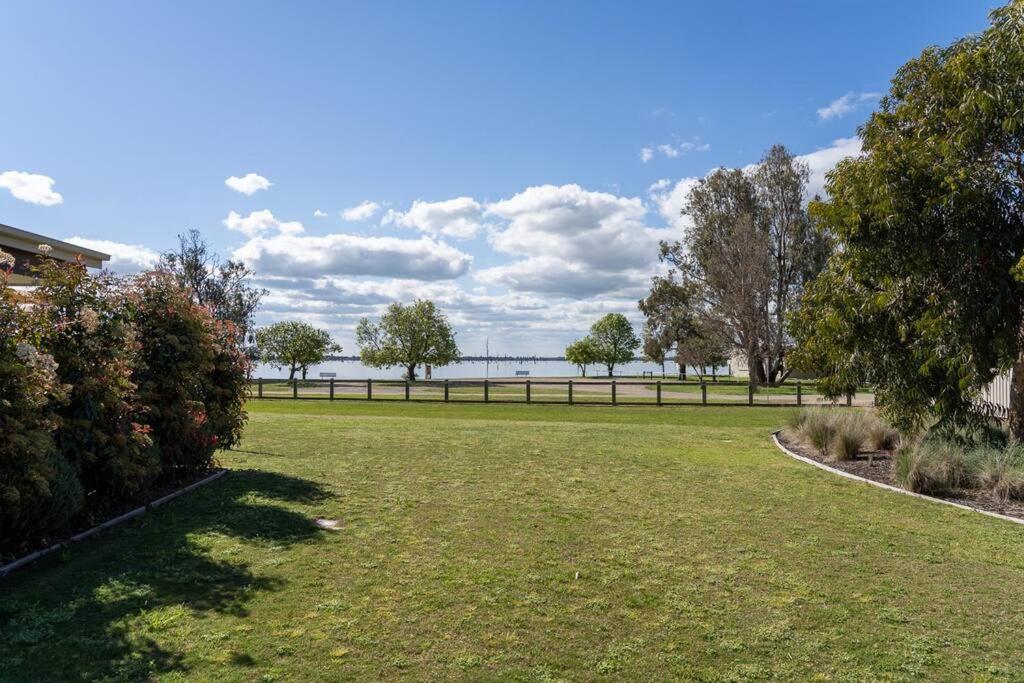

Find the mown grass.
[{"left": 2, "top": 401, "right": 1024, "bottom": 680}]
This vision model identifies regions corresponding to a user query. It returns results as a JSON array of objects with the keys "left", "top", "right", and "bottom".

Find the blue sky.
[{"left": 0, "top": 1, "right": 995, "bottom": 354}]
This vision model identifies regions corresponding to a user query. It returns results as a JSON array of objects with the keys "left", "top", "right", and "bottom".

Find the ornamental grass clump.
[
  {"left": 799, "top": 409, "right": 837, "bottom": 457},
  {"left": 894, "top": 438, "right": 968, "bottom": 495},
  {"left": 830, "top": 413, "right": 867, "bottom": 462},
  {"left": 969, "top": 446, "right": 1024, "bottom": 505}
]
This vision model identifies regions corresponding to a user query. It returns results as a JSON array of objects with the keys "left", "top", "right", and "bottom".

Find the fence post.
[
  {"left": 526, "top": 380, "right": 531, "bottom": 404},
  {"left": 568, "top": 380, "right": 574, "bottom": 405},
  {"left": 329, "top": 378, "right": 335, "bottom": 401},
  {"left": 612, "top": 381, "right": 617, "bottom": 406},
  {"left": 656, "top": 380, "right": 662, "bottom": 406},
  {"left": 701, "top": 381, "right": 707, "bottom": 406},
  {"left": 444, "top": 379, "right": 449, "bottom": 402},
  {"left": 367, "top": 378, "right": 372, "bottom": 400},
  {"left": 484, "top": 379, "right": 489, "bottom": 403},
  {"left": 293, "top": 379, "right": 298, "bottom": 400},
  {"left": 748, "top": 383, "right": 754, "bottom": 406},
  {"left": 258, "top": 378, "right": 263, "bottom": 399},
  {"left": 404, "top": 380, "right": 410, "bottom": 401},
  {"left": 796, "top": 381, "right": 802, "bottom": 406}
]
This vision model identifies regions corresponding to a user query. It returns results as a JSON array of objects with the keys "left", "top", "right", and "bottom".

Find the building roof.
[{"left": 0, "top": 222, "right": 109, "bottom": 269}]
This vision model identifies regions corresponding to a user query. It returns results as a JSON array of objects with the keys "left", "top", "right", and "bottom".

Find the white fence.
[{"left": 979, "top": 372, "right": 1012, "bottom": 418}]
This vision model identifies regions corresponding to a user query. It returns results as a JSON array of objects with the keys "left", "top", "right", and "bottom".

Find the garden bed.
[{"left": 776, "top": 430, "right": 1024, "bottom": 522}]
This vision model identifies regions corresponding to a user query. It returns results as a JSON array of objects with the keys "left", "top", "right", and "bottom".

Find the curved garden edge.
[
  {"left": 770, "top": 431, "right": 1024, "bottom": 528},
  {"left": 0, "top": 469, "right": 229, "bottom": 578}
]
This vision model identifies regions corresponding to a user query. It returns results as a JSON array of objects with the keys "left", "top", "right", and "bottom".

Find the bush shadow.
[{"left": 0, "top": 469, "right": 334, "bottom": 681}]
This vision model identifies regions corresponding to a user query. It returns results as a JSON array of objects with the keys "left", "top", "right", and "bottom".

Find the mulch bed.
[{"left": 777, "top": 431, "right": 1024, "bottom": 522}]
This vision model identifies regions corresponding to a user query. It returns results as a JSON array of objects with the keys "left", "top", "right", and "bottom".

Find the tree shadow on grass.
[{"left": 0, "top": 469, "right": 334, "bottom": 681}]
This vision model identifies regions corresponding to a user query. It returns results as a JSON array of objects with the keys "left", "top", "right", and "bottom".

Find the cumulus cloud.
[
  {"left": 0, "top": 171, "right": 63, "bottom": 206},
  {"left": 476, "top": 256, "right": 650, "bottom": 298},
  {"left": 223, "top": 209, "right": 305, "bottom": 238},
  {"left": 313, "top": 209, "right": 328, "bottom": 218},
  {"left": 233, "top": 233, "right": 472, "bottom": 280},
  {"left": 640, "top": 147, "right": 655, "bottom": 163},
  {"left": 225, "top": 173, "right": 272, "bottom": 195},
  {"left": 470, "top": 184, "right": 672, "bottom": 297},
  {"left": 341, "top": 200, "right": 381, "bottom": 221},
  {"left": 798, "top": 137, "right": 863, "bottom": 198},
  {"left": 383, "top": 197, "right": 484, "bottom": 239},
  {"left": 64, "top": 236, "right": 160, "bottom": 274},
  {"left": 817, "top": 92, "right": 879, "bottom": 121}
]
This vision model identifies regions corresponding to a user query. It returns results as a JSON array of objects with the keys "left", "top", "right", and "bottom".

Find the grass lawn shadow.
[{"left": 0, "top": 469, "right": 334, "bottom": 681}]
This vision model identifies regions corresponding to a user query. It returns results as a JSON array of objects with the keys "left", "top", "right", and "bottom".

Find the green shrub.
[
  {"left": 0, "top": 265, "right": 76, "bottom": 558},
  {"left": 784, "top": 409, "right": 808, "bottom": 432},
  {"left": 26, "top": 259, "right": 156, "bottom": 510},
  {"left": 132, "top": 273, "right": 249, "bottom": 480},
  {"left": 894, "top": 438, "right": 968, "bottom": 495},
  {"left": 969, "top": 447, "right": 1024, "bottom": 504}
]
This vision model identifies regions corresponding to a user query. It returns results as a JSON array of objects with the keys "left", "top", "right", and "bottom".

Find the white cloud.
[
  {"left": 657, "top": 144, "right": 679, "bottom": 158},
  {"left": 233, "top": 233, "right": 472, "bottom": 280},
  {"left": 225, "top": 173, "right": 272, "bottom": 195},
  {"left": 476, "top": 184, "right": 672, "bottom": 296},
  {"left": 314, "top": 209, "right": 328, "bottom": 218},
  {"left": 639, "top": 138, "right": 710, "bottom": 162},
  {"left": 64, "top": 236, "right": 160, "bottom": 274},
  {"left": 341, "top": 200, "right": 381, "bottom": 222},
  {"left": 817, "top": 92, "right": 879, "bottom": 121},
  {"left": 797, "top": 137, "right": 863, "bottom": 198},
  {"left": 0, "top": 171, "right": 63, "bottom": 206},
  {"left": 384, "top": 197, "right": 483, "bottom": 239},
  {"left": 223, "top": 209, "right": 305, "bottom": 238},
  {"left": 647, "top": 176, "right": 700, "bottom": 232}
]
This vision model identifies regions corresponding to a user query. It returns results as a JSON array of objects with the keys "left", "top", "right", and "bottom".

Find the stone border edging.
[
  {"left": 771, "top": 431, "right": 1024, "bottom": 527},
  {"left": 0, "top": 469, "right": 229, "bottom": 578}
]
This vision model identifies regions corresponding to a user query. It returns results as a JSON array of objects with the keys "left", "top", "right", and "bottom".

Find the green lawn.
[{"left": 2, "top": 401, "right": 1024, "bottom": 680}]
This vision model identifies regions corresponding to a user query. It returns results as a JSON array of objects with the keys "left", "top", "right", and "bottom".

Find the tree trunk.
[
  {"left": 607, "top": 365, "right": 614, "bottom": 377},
  {"left": 302, "top": 366, "right": 308, "bottom": 380},
  {"left": 288, "top": 364, "right": 297, "bottom": 380},
  {"left": 406, "top": 364, "right": 417, "bottom": 381},
  {"left": 1009, "top": 361, "right": 1024, "bottom": 442}
]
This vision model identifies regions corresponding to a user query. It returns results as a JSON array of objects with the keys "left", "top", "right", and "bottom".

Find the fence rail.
[{"left": 247, "top": 378, "right": 862, "bottom": 408}]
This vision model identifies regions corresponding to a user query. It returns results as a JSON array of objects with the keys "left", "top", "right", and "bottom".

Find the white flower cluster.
[
  {"left": 0, "top": 250, "right": 14, "bottom": 269},
  {"left": 79, "top": 307, "right": 100, "bottom": 333},
  {"left": 37, "top": 243, "right": 53, "bottom": 255}
]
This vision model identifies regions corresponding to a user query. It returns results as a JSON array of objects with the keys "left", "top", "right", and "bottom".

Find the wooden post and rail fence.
[{"left": 249, "top": 377, "right": 861, "bottom": 408}]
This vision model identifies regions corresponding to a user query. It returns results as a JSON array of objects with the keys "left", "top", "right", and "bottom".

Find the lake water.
[{"left": 253, "top": 359, "right": 733, "bottom": 380}]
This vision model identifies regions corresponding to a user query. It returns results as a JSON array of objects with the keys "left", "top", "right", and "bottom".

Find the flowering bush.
[
  {"left": 0, "top": 255, "right": 250, "bottom": 558},
  {"left": 24, "top": 258, "right": 157, "bottom": 513},
  {"left": 132, "top": 272, "right": 249, "bottom": 479},
  {"left": 0, "top": 256, "right": 76, "bottom": 557}
]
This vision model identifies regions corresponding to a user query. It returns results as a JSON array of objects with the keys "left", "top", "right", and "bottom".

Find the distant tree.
[
  {"left": 255, "top": 321, "right": 340, "bottom": 380},
  {"left": 660, "top": 145, "right": 828, "bottom": 386},
  {"left": 159, "top": 230, "right": 266, "bottom": 346},
  {"left": 677, "top": 318, "right": 731, "bottom": 381},
  {"left": 565, "top": 337, "right": 599, "bottom": 377},
  {"left": 790, "top": 1, "right": 1024, "bottom": 438},
  {"left": 638, "top": 273, "right": 699, "bottom": 378},
  {"left": 641, "top": 324, "right": 670, "bottom": 377},
  {"left": 589, "top": 313, "right": 640, "bottom": 377},
  {"left": 356, "top": 300, "right": 460, "bottom": 381}
]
